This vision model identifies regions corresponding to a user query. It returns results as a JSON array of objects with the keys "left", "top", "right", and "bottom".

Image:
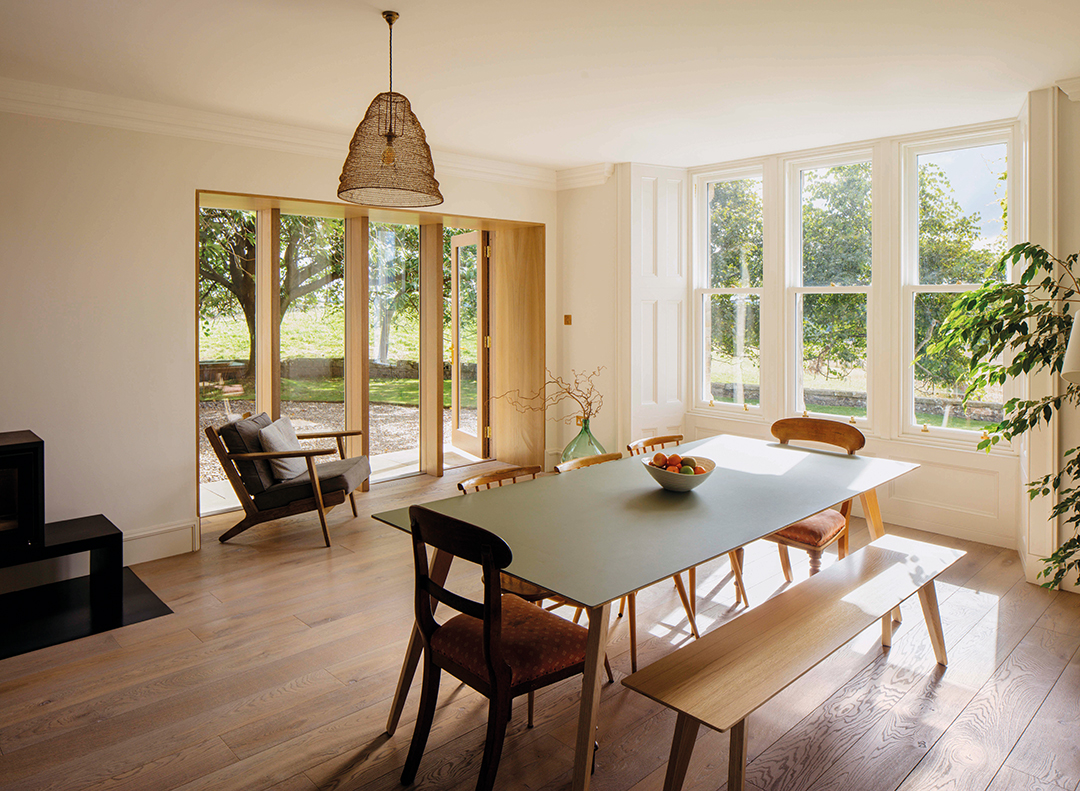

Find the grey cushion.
[
  {"left": 259, "top": 417, "right": 307, "bottom": 481},
  {"left": 217, "top": 412, "right": 274, "bottom": 494},
  {"left": 253, "top": 456, "right": 371, "bottom": 511}
]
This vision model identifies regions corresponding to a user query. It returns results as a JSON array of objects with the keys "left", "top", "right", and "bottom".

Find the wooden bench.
[{"left": 622, "top": 534, "right": 965, "bottom": 791}]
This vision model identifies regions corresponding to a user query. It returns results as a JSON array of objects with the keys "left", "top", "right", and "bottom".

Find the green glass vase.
[{"left": 561, "top": 417, "right": 606, "bottom": 462}]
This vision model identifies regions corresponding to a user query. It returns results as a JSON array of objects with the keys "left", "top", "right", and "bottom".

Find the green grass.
[{"left": 200, "top": 377, "right": 474, "bottom": 409}]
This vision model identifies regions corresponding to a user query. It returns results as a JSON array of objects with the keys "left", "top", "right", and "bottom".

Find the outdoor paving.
[{"left": 198, "top": 400, "right": 473, "bottom": 483}]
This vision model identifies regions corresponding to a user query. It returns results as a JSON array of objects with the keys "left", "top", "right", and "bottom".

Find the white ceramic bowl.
[{"left": 641, "top": 455, "right": 716, "bottom": 492}]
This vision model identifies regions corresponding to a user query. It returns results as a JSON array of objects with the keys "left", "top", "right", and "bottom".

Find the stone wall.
[
  {"left": 709, "top": 382, "right": 1002, "bottom": 423},
  {"left": 200, "top": 358, "right": 476, "bottom": 383}
]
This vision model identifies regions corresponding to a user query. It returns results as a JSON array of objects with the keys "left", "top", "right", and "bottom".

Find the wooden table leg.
[
  {"left": 385, "top": 548, "right": 453, "bottom": 735},
  {"left": 918, "top": 580, "right": 948, "bottom": 666},
  {"left": 573, "top": 602, "right": 611, "bottom": 791},
  {"left": 860, "top": 489, "right": 901, "bottom": 623},
  {"left": 662, "top": 712, "right": 700, "bottom": 791}
]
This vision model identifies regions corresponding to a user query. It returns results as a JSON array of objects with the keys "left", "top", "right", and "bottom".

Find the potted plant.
[{"left": 928, "top": 242, "right": 1080, "bottom": 588}]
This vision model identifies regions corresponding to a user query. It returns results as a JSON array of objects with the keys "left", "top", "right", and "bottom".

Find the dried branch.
[{"left": 495, "top": 366, "right": 605, "bottom": 425}]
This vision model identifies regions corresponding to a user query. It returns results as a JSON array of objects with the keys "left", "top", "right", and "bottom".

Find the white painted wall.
[
  {"left": 554, "top": 174, "right": 619, "bottom": 461},
  {"left": 0, "top": 110, "right": 556, "bottom": 590}
]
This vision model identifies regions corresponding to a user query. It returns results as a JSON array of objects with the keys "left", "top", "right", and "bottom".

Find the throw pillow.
[{"left": 258, "top": 417, "right": 308, "bottom": 481}]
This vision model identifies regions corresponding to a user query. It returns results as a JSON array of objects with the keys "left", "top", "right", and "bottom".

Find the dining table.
[{"left": 372, "top": 433, "right": 918, "bottom": 791}]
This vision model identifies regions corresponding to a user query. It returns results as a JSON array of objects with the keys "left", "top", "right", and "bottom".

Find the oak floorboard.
[
  {"left": 985, "top": 765, "right": 1072, "bottom": 791},
  {"left": 1003, "top": 637, "right": 1080, "bottom": 788},
  {"left": 800, "top": 570, "right": 1058, "bottom": 791},
  {"left": 895, "top": 627, "right": 1080, "bottom": 791}
]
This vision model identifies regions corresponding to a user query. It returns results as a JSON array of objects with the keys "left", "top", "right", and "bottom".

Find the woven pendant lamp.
[{"left": 338, "top": 11, "right": 443, "bottom": 208}]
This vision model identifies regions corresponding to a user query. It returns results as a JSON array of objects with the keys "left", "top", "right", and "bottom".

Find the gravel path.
[{"left": 199, "top": 400, "right": 474, "bottom": 483}]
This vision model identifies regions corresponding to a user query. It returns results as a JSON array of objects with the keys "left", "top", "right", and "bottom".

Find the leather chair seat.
[
  {"left": 773, "top": 508, "right": 846, "bottom": 548},
  {"left": 431, "top": 594, "right": 588, "bottom": 686}
]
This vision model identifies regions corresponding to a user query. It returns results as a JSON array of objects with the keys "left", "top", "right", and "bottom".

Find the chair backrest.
[
  {"left": 458, "top": 465, "right": 542, "bottom": 494},
  {"left": 626, "top": 434, "right": 684, "bottom": 456},
  {"left": 771, "top": 417, "right": 865, "bottom": 455},
  {"left": 409, "top": 505, "right": 514, "bottom": 685},
  {"left": 555, "top": 452, "right": 623, "bottom": 473},
  {"left": 211, "top": 412, "right": 276, "bottom": 494}
]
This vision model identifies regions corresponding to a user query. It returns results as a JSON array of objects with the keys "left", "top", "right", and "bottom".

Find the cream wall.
[
  {"left": 0, "top": 110, "right": 556, "bottom": 589},
  {"left": 553, "top": 176, "right": 620, "bottom": 460}
]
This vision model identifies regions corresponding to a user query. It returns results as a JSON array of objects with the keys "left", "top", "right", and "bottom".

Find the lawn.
[{"left": 200, "top": 377, "right": 473, "bottom": 409}]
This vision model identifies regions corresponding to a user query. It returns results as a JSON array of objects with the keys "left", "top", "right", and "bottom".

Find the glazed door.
[{"left": 450, "top": 232, "right": 489, "bottom": 458}]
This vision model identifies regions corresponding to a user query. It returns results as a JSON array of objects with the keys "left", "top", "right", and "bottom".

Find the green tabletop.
[{"left": 372, "top": 435, "right": 917, "bottom": 609}]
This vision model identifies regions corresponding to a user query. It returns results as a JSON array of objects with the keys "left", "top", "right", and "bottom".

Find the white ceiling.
[{"left": 1, "top": 0, "right": 1079, "bottom": 171}]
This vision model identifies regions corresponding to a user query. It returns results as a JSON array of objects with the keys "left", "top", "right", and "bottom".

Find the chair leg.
[
  {"left": 729, "top": 550, "right": 748, "bottom": 606},
  {"left": 476, "top": 691, "right": 512, "bottom": 791},
  {"left": 628, "top": 592, "right": 638, "bottom": 673},
  {"left": 808, "top": 548, "right": 823, "bottom": 575},
  {"left": 305, "top": 457, "right": 331, "bottom": 547},
  {"left": 604, "top": 655, "right": 614, "bottom": 683},
  {"left": 349, "top": 490, "right": 358, "bottom": 518},
  {"left": 400, "top": 654, "right": 441, "bottom": 785},
  {"left": 618, "top": 595, "right": 626, "bottom": 618},
  {"left": 838, "top": 528, "right": 849, "bottom": 559},
  {"left": 777, "top": 544, "right": 793, "bottom": 582},
  {"left": 527, "top": 690, "right": 535, "bottom": 728}
]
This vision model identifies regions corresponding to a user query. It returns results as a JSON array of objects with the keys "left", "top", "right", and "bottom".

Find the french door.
[{"left": 449, "top": 231, "right": 490, "bottom": 459}]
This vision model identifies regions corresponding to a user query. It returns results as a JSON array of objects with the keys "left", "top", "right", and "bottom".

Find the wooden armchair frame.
[{"left": 204, "top": 423, "right": 365, "bottom": 547}]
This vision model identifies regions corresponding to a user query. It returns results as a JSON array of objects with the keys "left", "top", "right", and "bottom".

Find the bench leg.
[
  {"left": 881, "top": 614, "right": 893, "bottom": 648},
  {"left": 918, "top": 579, "right": 948, "bottom": 666},
  {"left": 729, "top": 718, "right": 748, "bottom": 791},
  {"left": 663, "top": 712, "right": 700, "bottom": 791}
]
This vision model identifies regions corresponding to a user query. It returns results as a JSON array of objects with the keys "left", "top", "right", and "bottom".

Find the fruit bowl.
[{"left": 641, "top": 455, "right": 715, "bottom": 492}]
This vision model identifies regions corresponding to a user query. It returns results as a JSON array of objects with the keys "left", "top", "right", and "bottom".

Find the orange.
[
  {"left": 693, "top": 465, "right": 706, "bottom": 475},
  {"left": 653, "top": 452, "right": 668, "bottom": 467},
  {"left": 666, "top": 465, "right": 680, "bottom": 473},
  {"left": 667, "top": 454, "right": 682, "bottom": 467}
]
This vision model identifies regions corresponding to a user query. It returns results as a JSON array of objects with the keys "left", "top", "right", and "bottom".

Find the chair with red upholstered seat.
[
  {"left": 764, "top": 417, "right": 865, "bottom": 578},
  {"left": 401, "top": 505, "right": 591, "bottom": 791}
]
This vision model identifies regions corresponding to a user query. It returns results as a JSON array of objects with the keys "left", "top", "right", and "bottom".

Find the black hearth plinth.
[{"left": 0, "top": 515, "right": 172, "bottom": 660}]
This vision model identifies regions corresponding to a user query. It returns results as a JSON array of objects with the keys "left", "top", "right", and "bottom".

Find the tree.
[{"left": 198, "top": 209, "right": 344, "bottom": 376}]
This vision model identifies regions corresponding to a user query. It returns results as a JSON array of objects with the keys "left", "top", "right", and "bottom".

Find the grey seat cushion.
[
  {"left": 217, "top": 412, "right": 275, "bottom": 494},
  {"left": 253, "top": 455, "right": 371, "bottom": 511}
]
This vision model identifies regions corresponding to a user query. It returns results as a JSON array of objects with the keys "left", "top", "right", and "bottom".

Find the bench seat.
[{"left": 622, "top": 534, "right": 964, "bottom": 791}]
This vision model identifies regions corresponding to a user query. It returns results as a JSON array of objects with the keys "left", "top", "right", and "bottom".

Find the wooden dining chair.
[
  {"left": 554, "top": 452, "right": 624, "bottom": 473},
  {"left": 626, "top": 435, "right": 749, "bottom": 615},
  {"left": 458, "top": 465, "right": 615, "bottom": 691},
  {"left": 555, "top": 450, "right": 698, "bottom": 673},
  {"left": 765, "top": 417, "right": 866, "bottom": 578},
  {"left": 402, "top": 505, "right": 590, "bottom": 791},
  {"left": 458, "top": 466, "right": 553, "bottom": 604}
]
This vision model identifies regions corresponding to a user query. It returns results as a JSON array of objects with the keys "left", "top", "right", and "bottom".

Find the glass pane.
[
  {"left": 278, "top": 215, "right": 346, "bottom": 448},
  {"left": 369, "top": 222, "right": 421, "bottom": 481},
  {"left": 456, "top": 241, "right": 478, "bottom": 436},
  {"left": 443, "top": 227, "right": 481, "bottom": 469},
  {"left": 918, "top": 144, "right": 1008, "bottom": 285},
  {"left": 703, "top": 294, "right": 760, "bottom": 405},
  {"left": 708, "top": 176, "right": 763, "bottom": 288},
  {"left": 800, "top": 293, "right": 867, "bottom": 418},
  {"left": 913, "top": 292, "right": 1002, "bottom": 430},
  {"left": 801, "top": 162, "right": 872, "bottom": 287},
  {"left": 198, "top": 207, "right": 257, "bottom": 503}
]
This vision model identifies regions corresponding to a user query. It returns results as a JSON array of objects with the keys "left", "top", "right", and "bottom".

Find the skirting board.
[{"left": 0, "top": 520, "right": 197, "bottom": 595}]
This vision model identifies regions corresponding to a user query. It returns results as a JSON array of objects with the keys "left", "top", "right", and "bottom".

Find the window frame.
[
  {"left": 899, "top": 128, "right": 1015, "bottom": 443},
  {"left": 784, "top": 148, "right": 877, "bottom": 431},
  {"left": 691, "top": 164, "right": 770, "bottom": 419}
]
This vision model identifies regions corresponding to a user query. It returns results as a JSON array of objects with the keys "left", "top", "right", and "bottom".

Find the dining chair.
[
  {"left": 401, "top": 505, "right": 590, "bottom": 791},
  {"left": 555, "top": 451, "right": 699, "bottom": 673},
  {"left": 626, "top": 435, "right": 749, "bottom": 615},
  {"left": 458, "top": 465, "right": 615, "bottom": 692},
  {"left": 765, "top": 417, "right": 865, "bottom": 578}
]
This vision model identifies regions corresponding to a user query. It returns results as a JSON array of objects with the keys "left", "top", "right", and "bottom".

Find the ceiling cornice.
[
  {"left": 556, "top": 163, "right": 615, "bottom": 191},
  {"left": 0, "top": 77, "right": 556, "bottom": 190},
  {"left": 1056, "top": 77, "right": 1080, "bottom": 102}
]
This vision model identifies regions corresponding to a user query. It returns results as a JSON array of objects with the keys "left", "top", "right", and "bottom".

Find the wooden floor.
[{"left": 2, "top": 464, "right": 1079, "bottom": 791}]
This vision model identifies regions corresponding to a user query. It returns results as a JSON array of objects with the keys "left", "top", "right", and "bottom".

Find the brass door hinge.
[
  {"left": 484, "top": 426, "right": 492, "bottom": 439},
  {"left": 484, "top": 335, "right": 491, "bottom": 348}
]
